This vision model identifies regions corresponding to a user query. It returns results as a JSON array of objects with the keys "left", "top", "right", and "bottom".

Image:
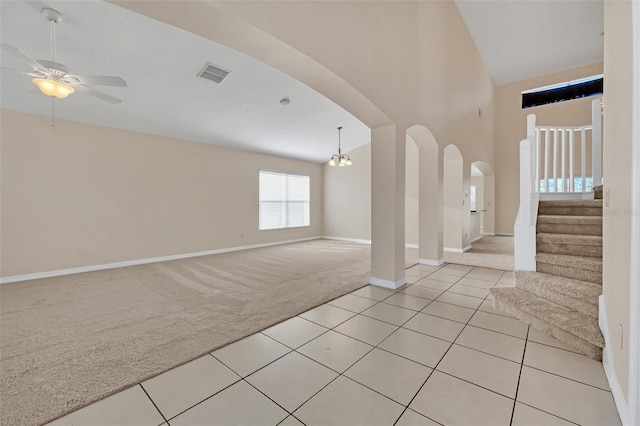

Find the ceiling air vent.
[{"left": 198, "top": 63, "right": 230, "bottom": 84}]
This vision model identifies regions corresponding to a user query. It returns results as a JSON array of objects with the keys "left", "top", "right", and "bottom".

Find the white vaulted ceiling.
[
  {"left": 455, "top": 0, "right": 604, "bottom": 85},
  {"left": 0, "top": 0, "right": 370, "bottom": 163}
]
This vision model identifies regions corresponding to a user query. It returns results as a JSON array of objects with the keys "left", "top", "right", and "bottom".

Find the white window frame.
[{"left": 259, "top": 170, "right": 310, "bottom": 231}]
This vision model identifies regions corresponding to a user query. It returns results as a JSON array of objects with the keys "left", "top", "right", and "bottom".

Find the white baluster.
[
  {"left": 581, "top": 128, "right": 586, "bottom": 191},
  {"left": 570, "top": 130, "right": 575, "bottom": 192},
  {"left": 561, "top": 129, "right": 566, "bottom": 192},
  {"left": 553, "top": 129, "right": 558, "bottom": 192},
  {"left": 544, "top": 129, "right": 550, "bottom": 192},
  {"left": 535, "top": 129, "right": 541, "bottom": 192}
]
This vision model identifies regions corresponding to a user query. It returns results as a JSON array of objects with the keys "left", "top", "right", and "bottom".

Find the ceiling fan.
[{"left": 1, "top": 7, "right": 127, "bottom": 104}]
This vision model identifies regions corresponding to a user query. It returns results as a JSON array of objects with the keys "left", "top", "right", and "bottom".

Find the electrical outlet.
[{"left": 605, "top": 188, "right": 611, "bottom": 207}]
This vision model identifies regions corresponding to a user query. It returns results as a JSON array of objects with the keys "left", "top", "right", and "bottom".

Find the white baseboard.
[
  {"left": 471, "top": 235, "right": 483, "bottom": 243},
  {"left": 369, "top": 276, "right": 406, "bottom": 289},
  {"left": 444, "top": 245, "right": 472, "bottom": 253},
  {"left": 495, "top": 232, "right": 515, "bottom": 237},
  {"left": 482, "top": 232, "right": 496, "bottom": 236},
  {"left": 599, "top": 295, "right": 630, "bottom": 425},
  {"left": 418, "top": 258, "right": 444, "bottom": 266},
  {"left": 322, "top": 236, "right": 371, "bottom": 245},
  {"left": 0, "top": 237, "right": 322, "bottom": 284},
  {"left": 405, "top": 243, "right": 419, "bottom": 249}
]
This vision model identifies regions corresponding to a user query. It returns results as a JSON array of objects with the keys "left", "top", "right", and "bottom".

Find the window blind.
[{"left": 259, "top": 171, "right": 310, "bottom": 230}]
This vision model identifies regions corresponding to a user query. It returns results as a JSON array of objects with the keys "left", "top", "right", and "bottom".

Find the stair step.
[
  {"left": 490, "top": 287, "right": 603, "bottom": 360},
  {"left": 536, "top": 253, "right": 602, "bottom": 284},
  {"left": 515, "top": 271, "right": 600, "bottom": 319},
  {"left": 537, "top": 215, "right": 602, "bottom": 236},
  {"left": 536, "top": 233, "right": 602, "bottom": 258},
  {"left": 539, "top": 199, "right": 603, "bottom": 207},
  {"left": 538, "top": 199, "right": 602, "bottom": 217}
]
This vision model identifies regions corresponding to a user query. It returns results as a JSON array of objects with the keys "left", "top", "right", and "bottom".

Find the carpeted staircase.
[{"left": 490, "top": 186, "right": 604, "bottom": 360}]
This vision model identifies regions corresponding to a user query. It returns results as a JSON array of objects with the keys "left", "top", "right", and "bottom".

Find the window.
[
  {"left": 259, "top": 171, "right": 310, "bottom": 230},
  {"left": 521, "top": 74, "right": 603, "bottom": 109},
  {"left": 539, "top": 177, "right": 593, "bottom": 193}
]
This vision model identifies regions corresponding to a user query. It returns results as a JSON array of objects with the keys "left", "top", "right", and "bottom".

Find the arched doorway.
[
  {"left": 470, "top": 161, "right": 496, "bottom": 238},
  {"left": 406, "top": 125, "right": 442, "bottom": 265}
]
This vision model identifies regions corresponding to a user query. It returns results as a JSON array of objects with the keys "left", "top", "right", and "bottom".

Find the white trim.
[
  {"left": 471, "top": 235, "right": 483, "bottom": 243},
  {"left": 495, "top": 232, "right": 515, "bottom": 237},
  {"left": 0, "top": 237, "right": 322, "bottom": 284},
  {"left": 482, "top": 232, "right": 496, "bottom": 236},
  {"left": 628, "top": 2, "right": 640, "bottom": 423},
  {"left": 322, "top": 236, "right": 371, "bottom": 245},
  {"left": 444, "top": 245, "right": 472, "bottom": 253},
  {"left": 405, "top": 243, "right": 419, "bottom": 249},
  {"left": 600, "top": 295, "right": 630, "bottom": 425},
  {"left": 418, "top": 258, "right": 445, "bottom": 266},
  {"left": 369, "top": 276, "right": 406, "bottom": 289}
]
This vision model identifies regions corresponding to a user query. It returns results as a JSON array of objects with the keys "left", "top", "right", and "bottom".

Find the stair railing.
[
  {"left": 533, "top": 98, "right": 603, "bottom": 193},
  {"left": 514, "top": 97, "right": 603, "bottom": 271}
]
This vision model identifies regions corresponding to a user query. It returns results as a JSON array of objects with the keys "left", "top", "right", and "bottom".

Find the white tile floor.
[{"left": 48, "top": 264, "right": 622, "bottom": 426}]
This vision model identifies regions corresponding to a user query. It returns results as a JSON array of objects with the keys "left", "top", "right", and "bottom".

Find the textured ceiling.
[
  {"left": 0, "top": 0, "right": 370, "bottom": 163},
  {"left": 455, "top": 0, "right": 604, "bottom": 85}
]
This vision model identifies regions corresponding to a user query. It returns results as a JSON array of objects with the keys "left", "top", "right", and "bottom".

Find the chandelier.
[{"left": 328, "top": 126, "right": 352, "bottom": 166}]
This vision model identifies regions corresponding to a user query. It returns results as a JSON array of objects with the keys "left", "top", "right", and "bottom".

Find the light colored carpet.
[
  {"left": 443, "top": 235, "right": 514, "bottom": 271},
  {"left": 0, "top": 239, "right": 384, "bottom": 426}
]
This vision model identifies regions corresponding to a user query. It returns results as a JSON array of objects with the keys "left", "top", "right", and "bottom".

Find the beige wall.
[
  {"left": 0, "top": 109, "right": 323, "bottom": 277},
  {"left": 494, "top": 62, "right": 604, "bottom": 234},
  {"left": 322, "top": 143, "right": 371, "bottom": 241},
  {"left": 603, "top": 0, "right": 633, "bottom": 402}
]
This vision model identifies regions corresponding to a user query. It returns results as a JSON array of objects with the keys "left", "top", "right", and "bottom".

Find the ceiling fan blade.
[
  {"left": 74, "top": 84, "right": 122, "bottom": 104},
  {"left": 24, "top": 0, "right": 50, "bottom": 14},
  {"left": 72, "top": 75, "right": 127, "bottom": 87},
  {"left": 0, "top": 66, "right": 32, "bottom": 75},
  {"left": 1, "top": 44, "right": 42, "bottom": 71}
]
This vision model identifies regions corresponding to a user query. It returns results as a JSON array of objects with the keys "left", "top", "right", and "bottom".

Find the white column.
[
  {"left": 370, "top": 124, "right": 406, "bottom": 289},
  {"left": 418, "top": 143, "right": 444, "bottom": 265}
]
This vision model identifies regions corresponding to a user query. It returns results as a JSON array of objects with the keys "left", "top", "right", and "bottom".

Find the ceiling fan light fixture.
[{"left": 32, "top": 78, "right": 75, "bottom": 99}]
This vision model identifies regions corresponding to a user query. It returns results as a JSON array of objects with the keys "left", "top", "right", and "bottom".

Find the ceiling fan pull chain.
[{"left": 51, "top": 98, "right": 56, "bottom": 132}]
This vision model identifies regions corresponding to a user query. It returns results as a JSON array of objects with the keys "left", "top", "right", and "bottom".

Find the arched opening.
[
  {"left": 406, "top": 125, "right": 442, "bottom": 265},
  {"left": 444, "top": 144, "right": 466, "bottom": 252},
  {"left": 470, "top": 161, "right": 496, "bottom": 238}
]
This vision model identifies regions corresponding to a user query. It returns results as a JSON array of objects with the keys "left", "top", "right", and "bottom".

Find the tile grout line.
[
  {"left": 139, "top": 383, "right": 169, "bottom": 425},
  {"left": 210, "top": 354, "right": 303, "bottom": 425},
  {"left": 145, "top": 265, "right": 520, "bottom": 426},
  {"left": 394, "top": 268, "right": 512, "bottom": 426},
  {"left": 523, "top": 364, "right": 614, "bottom": 393},
  {"left": 515, "top": 401, "right": 581, "bottom": 425},
  {"left": 509, "top": 325, "right": 530, "bottom": 426},
  {"left": 253, "top": 273, "right": 451, "bottom": 422},
  {"left": 141, "top": 266, "right": 510, "bottom": 426},
  {"left": 391, "top": 266, "right": 487, "bottom": 425}
]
